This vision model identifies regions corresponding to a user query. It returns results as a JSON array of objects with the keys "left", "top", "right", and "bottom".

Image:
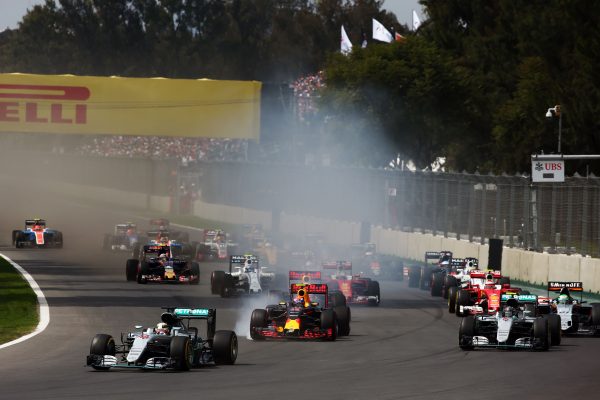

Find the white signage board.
[{"left": 531, "top": 160, "right": 565, "bottom": 182}]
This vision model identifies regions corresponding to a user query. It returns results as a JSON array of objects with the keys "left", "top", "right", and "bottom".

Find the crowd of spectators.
[
  {"left": 75, "top": 136, "right": 247, "bottom": 164},
  {"left": 291, "top": 71, "right": 324, "bottom": 124},
  {"left": 72, "top": 72, "right": 325, "bottom": 165}
]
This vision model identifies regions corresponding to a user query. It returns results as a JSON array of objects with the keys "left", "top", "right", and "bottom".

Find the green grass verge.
[{"left": 0, "top": 257, "right": 38, "bottom": 344}]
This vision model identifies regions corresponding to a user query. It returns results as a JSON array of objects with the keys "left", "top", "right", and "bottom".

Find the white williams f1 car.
[{"left": 210, "top": 255, "right": 274, "bottom": 297}]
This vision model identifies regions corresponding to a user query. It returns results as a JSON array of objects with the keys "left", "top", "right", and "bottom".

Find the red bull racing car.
[
  {"left": 250, "top": 282, "right": 351, "bottom": 340},
  {"left": 125, "top": 244, "right": 200, "bottom": 284}
]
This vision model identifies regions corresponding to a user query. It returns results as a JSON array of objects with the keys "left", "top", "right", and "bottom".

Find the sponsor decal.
[{"left": 0, "top": 84, "right": 90, "bottom": 125}]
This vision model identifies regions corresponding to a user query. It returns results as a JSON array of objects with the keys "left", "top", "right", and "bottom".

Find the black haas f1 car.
[
  {"left": 459, "top": 293, "right": 560, "bottom": 351},
  {"left": 147, "top": 218, "right": 189, "bottom": 243},
  {"left": 210, "top": 255, "right": 274, "bottom": 297},
  {"left": 12, "top": 219, "right": 63, "bottom": 248},
  {"left": 322, "top": 261, "right": 380, "bottom": 306},
  {"left": 125, "top": 244, "right": 199, "bottom": 284},
  {"left": 103, "top": 223, "right": 140, "bottom": 251},
  {"left": 407, "top": 251, "right": 452, "bottom": 290},
  {"left": 250, "top": 282, "right": 351, "bottom": 340},
  {"left": 539, "top": 282, "right": 600, "bottom": 335},
  {"left": 86, "top": 307, "right": 237, "bottom": 371}
]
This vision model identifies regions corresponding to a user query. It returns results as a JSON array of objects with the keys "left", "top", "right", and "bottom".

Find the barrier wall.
[{"left": 41, "top": 180, "right": 600, "bottom": 294}]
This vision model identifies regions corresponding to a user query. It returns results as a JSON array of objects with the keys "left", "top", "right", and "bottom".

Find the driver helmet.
[
  {"left": 155, "top": 322, "right": 170, "bottom": 335},
  {"left": 293, "top": 296, "right": 304, "bottom": 307},
  {"left": 484, "top": 273, "right": 495, "bottom": 287},
  {"left": 502, "top": 306, "right": 514, "bottom": 318},
  {"left": 557, "top": 294, "right": 569, "bottom": 304},
  {"left": 159, "top": 253, "right": 168, "bottom": 261}
]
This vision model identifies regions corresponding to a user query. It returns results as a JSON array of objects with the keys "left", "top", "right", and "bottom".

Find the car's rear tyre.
[
  {"left": 455, "top": 290, "right": 471, "bottom": 316},
  {"left": 367, "top": 281, "right": 380, "bottom": 306},
  {"left": 220, "top": 274, "right": 233, "bottom": 298},
  {"left": 137, "top": 261, "right": 149, "bottom": 284},
  {"left": 90, "top": 334, "right": 116, "bottom": 370},
  {"left": 328, "top": 291, "right": 346, "bottom": 307},
  {"left": 334, "top": 306, "right": 351, "bottom": 336},
  {"left": 250, "top": 309, "right": 268, "bottom": 340},
  {"left": 408, "top": 266, "right": 420, "bottom": 288},
  {"left": 430, "top": 273, "right": 444, "bottom": 297},
  {"left": 320, "top": 309, "right": 337, "bottom": 341},
  {"left": 211, "top": 271, "right": 225, "bottom": 295},
  {"left": 533, "top": 317, "right": 549, "bottom": 351},
  {"left": 448, "top": 286, "right": 458, "bottom": 314},
  {"left": 169, "top": 336, "right": 193, "bottom": 371},
  {"left": 459, "top": 316, "right": 476, "bottom": 350},
  {"left": 125, "top": 259, "right": 138, "bottom": 281},
  {"left": 190, "top": 262, "right": 200, "bottom": 285},
  {"left": 213, "top": 330, "right": 238, "bottom": 365},
  {"left": 544, "top": 314, "right": 561, "bottom": 346},
  {"left": 591, "top": 303, "right": 600, "bottom": 333},
  {"left": 419, "top": 267, "right": 430, "bottom": 290},
  {"left": 443, "top": 275, "right": 457, "bottom": 299}
]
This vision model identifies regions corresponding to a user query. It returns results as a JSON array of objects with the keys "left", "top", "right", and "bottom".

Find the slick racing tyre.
[
  {"left": 533, "top": 317, "right": 550, "bottom": 351},
  {"left": 125, "top": 259, "right": 138, "bottom": 281},
  {"left": 448, "top": 286, "right": 458, "bottom": 314},
  {"left": 430, "top": 273, "right": 444, "bottom": 297},
  {"left": 169, "top": 336, "right": 193, "bottom": 371},
  {"left": 459, "top": 316, "right": 476, "bottom": 350},
  {"left": 329, "top": 291, "right": 346, "bottom": 307},
  {"left": 544, "top": 314, "right": 561, "bottom": 346},
  {"left": 250, "top": 309, "right": 268, "bottom": 340},
  {"left": 190, "top": 262, "right": 200, "bottom": 285},
  {"left": 320, "top": 309, "right": 338, "bottom": 341},
  {"left": 213, "top": 330, "right": 238, "bottom": 365},
  {"left": 137, "top": 261, "right": 149, "bottom": 284},
  {"left": 90, "top": 334, "right": 116, "bottom": 371},
  {"left": 367, "top": 281, "right": 380, "bottom": 306},
  {"left": 455, "top": 290, "right": 471, "bottom": 316},
  {"left": 334, "top": 306, "right": 351, "bottom": 336},
  {"left": 443, "top": 275, "right": 457, "bottom": 299},
  {"left": 408, "top": 266, "right": 420, "bottom": 288},
  {"left": 211, "top": 271, "right": 225, "bottom": 295},
  {"left": 592, "top": 303, "right": 600, "bottom": 333}
]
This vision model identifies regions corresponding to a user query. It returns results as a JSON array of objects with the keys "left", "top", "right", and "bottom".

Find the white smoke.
[{"left": 233, "top": 293, "right": 280, "bottom": 340}]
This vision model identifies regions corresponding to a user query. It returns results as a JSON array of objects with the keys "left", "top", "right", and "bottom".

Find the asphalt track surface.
[{"left": 1, "top": 176, "right": 600, "bottom": 400}]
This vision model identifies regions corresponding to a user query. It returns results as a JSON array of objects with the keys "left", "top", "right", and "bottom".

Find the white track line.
[{"left": 0, "top": 253, "right": 50, "bottom": 350}]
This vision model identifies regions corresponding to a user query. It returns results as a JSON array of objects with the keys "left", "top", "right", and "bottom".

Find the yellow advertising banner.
[{"left": 0, "top": 73, "right": 261, "bottom": 139}]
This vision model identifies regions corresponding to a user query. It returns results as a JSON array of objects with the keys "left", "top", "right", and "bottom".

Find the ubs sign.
[{"left": 531, "top": 160, "right": 565, "bottom": 182}]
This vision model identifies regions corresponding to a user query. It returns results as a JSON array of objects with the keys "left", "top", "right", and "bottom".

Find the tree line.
[{"left": 1, "top": 0, "right": 599, "bottom": 174}]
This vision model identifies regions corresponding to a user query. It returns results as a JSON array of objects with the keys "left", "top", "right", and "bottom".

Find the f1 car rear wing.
[
  {"left": 322, "top": 261, "right": 352, "bottom": 270},
  {"left": 424, "top": 251, "right": 453, "bottom": 264},
  {"left": 290, "top": 283, "right": 328, "bottom": 295},
  {"left": 450, "top": 259, "right": 465, "bottom": 267},
  {"left": 548, "top": 281, "right": 583, "bottom": 292},
  {"left": 25, "top": 219, "right": 46, "bottom": 228},
  {"left": 149, "top": 218, "right": 170, "bottom": 227},
  {"left": 230, "top": 254, "right": 259, "bottom": 272},
  {"left": 163, "top": 307, "right": 216, "bottom": 339},
  {"left": 548, "top": 281, "right": 583, "bottom": 301},
  {"left": 289, "top": 270, "right": 321, "bottom": 284}
]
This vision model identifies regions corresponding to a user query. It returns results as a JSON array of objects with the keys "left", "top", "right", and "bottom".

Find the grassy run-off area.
[{"left": 0, "top": 257, "right": 38, "bottom": 344}]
